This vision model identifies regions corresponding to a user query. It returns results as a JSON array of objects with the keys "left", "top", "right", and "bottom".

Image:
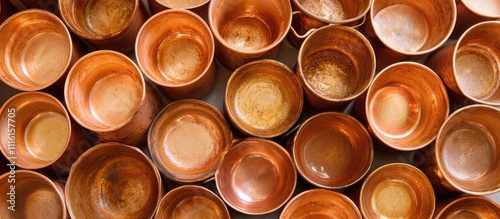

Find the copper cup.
[
  {"left": 280, "top": 189, "right": 361, "bottom": 219},
  {"left": 208, "top": 0, "right": 292, "bottom": 69},
  {"left": 365, "top": 0, "right": 456, "bottom": 70},
  {"left": 434, "top": 195, "right": 500, "bottom": 219},
  {"left": 136, "top": 9, "right": 216, "bottom": 100},
  {"left": 215, "top": 138, "right": 296, "bottom": 215},
  {"left": 148, "top": 99, "right": 232, "bottom": 183},
  {"left": 453, "top": 0, "right": 500, "bottom": 37},
  {"left": 291, "top": 112, "right": 373, "bottom": 189},
  {"left": 426, "top": 21, "right": 500, "bottom": 106},
  {"left": 59, "top": 0, "right": 147, "bottom": 54},
  {"left": 65, "top": 50, "right": 161, "bottom": 146},
  {"left": 66, "top": 142, "right": 163, "bottom": 219},
  {"left": 365, "top": 62, "right": 449, "bottom": 151},
  {"left": 288, "top": 0, "right": 371, "bottom": 47},
  {"left": 148, "top": 0, "right": 210, "bottom": 14},
  {"left": 0, "top": 170, "right": 67, "bottom": 219},
  {"left": 416, "top": 105, "right": 500, "bottom": 196},
  {"left": 0, "top": 9, "right": 83, "bottom": 92},
  {"left": 360, "top": 163, "right": 435, "bottom": 219},
  {"left": 0, "top": 92, "right": 90, "bottom": 176},
  {"left": 297, "top": 25, "right": 375, "bottom": 113},
  {"left": 0, "top": 0, "right": 16, "bottom": 24},
  {"left": 225, "top": 59, "right": 303, "bottom": 138},
  {"left": 155, "top": 185, "right": 230, "bottom": 219}
]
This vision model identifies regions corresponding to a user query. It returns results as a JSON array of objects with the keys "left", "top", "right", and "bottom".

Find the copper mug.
[
  {"left": 0, "top": 170, "right": 67, "bottom": 219},
  {"left": 65, "top": 50, "right": 161, "bottom": 146},
  {"left": 363, "top": 0, "right": 456, "bottom": 71},
  {"left": 426, "top": 21, "right": 500, "bottom": 106},
  {"left": 65, "top": 142, "right": 163, "bottom": 219},
  {"left": 415, "top": 105, "right": 500, "bottom": 196},
  {"left": 452, "top": 0, "right": 500, "bottom": 37},
  {"left": 208, "top": 0, "right": 292, "bottom": 69},
  {"left": 136, "top": 9, "right": 216, "bottom": 100},
  {"left": 148, "top": 0, "right": 210, "bottom": 15},
  {"left": 297, "top": 25, "right": 375, "bottom": 113},
  {"left": 0, "top": 92, "right": 91, "bottom": 176},
  {"left": 0, "top": 9, "right": 84, "bottom": 92},
  {"left": 59, "top": 0, "right": 148, "bottom": 54},
  {"left": 433, "top": 195, "right": 500, "bottom": 219}
]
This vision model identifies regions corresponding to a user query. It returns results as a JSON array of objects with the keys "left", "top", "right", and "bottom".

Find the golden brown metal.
[
  {"left": 297, "top": 25, "right": 375, "bottom": 113},
  {"left": 291, "top": 112, "right": 373, "bottom": 189},
  {"left": 416, "top": 105, "right": 500, "bottom": 196},
  {"left": 225, "top": 59, "right": 303, "bottom": 138},
  {"left": 148, "top": 0, "right": 210, "bottom": 14},
  {"left": 208, "top": 0, "right": 292, "bottom": 69},
  {"left": 136, "top": 9, "right": 216, "bottom": 100},
  {"left": 155, "top": 185, "right": 230, "bottom": 219},
  {"left": 148, "top": 99, "right": 232, "bottom": 183},
  {"left": 360, "top": 163, "right": 435, "bottom": 219},
  {"left": 365, "top": 0, "right": 456, "bottom": 70},
  {"left": 0, "top": 170, "right": 67, "bottom": 219},
  {"left": 65, "top": 50, "right": 161, "bottom": 146},
  {"left": 215, "top": 138, "right": 296, "bottom": 215},
  {"left": 59, "top": 0, "right": 147, "bottom": 54},
  {"left": 426, "top": 21, "right": 500, "bottom": 106},
  {"left": 0, "top": 0, "right": 16, "bottom": 24},
  {"left": 0, "top": 9, "right": 83, "bottom": 91},
  {"left": 65, "top": 142, "right": 163, "bottom": 219},
  {"left": 453, "top": 0, "right": 500, "bottom": 37},
  {"left": 280, "top": 189, "right": 362, "bottom": 219},
  {"left": 0, "top": 92, "right": 90, "bottom": 176},
  {"left": 365, "top": 62, "right": 449, "bottom": 151},
  {"left": 434, "top": 195, "right": 500, "bottom": 219}
]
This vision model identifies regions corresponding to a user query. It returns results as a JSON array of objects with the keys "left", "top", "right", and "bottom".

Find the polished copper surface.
[
  {"left": 365, "top": 62, "right": 449, "bottom": 151},
  {"left": 417, "top": 105, "right": 500, "bottom": 196},
  {"left": 215, "top": 138, "right": 296, "bottom": 215},
  {"left": 0, "top": 170, "right": 67, "bottom": 219},
  {"left": 66, "top": 142, "right": 163, "bottom": 219},
  {"left": 148, "top": 99, "right": 232, "bottom": 183},
  {"left": 360, "top": 163, "right": 435, "bottom": 219},
  {"left": 426, "top": 21, "right": 500, "bottom": 105},
  {"left": 280, "top": 189, "right": 362, "bottom": 219},
  {"left": 453, "top": 0, "right": 500, "bottom": 37},
  {"left": 434, "top": 196, "right": 500, "bottom": 219},
  {"left": 208, "top": 0, "right": 292, "bottom": 69},
  {"left": 0, "top": 9, "right": 81, "bottom": 91},
  {"left": 148, "top": 0, "right": 209, "bottom": 14},
  {"left": 292, "top": 112, "right": 373, "bottom": 189},
  {"left": 0, "top": 92, "right": 89, "bottom": 175},
  {"left": 59, "top": 0, "right": 147, "bottom": 53},
  {"left": 136, "top": 9, "right": 216, "bottom": 100},
  {"left": 297, "top": 25, "right": 375, "bottom": 113},
  {"left": 225, "top": 59, "right": 303, "bottom": 138},
  {"left": 65, "top": 50, "right": 161, "bottom": 146},
  {"left": 155, "top": 185, "right": 230, "bottom": 219}
]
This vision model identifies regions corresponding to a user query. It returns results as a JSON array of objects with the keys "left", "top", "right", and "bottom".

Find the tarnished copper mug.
[
  {"left": 291, "top": 112, "right": 373, "bottom": 189},
  {"left": 215, "top": 138, "right": 296, "bottom": 215},
  {"left": 360, "top": 163, "right": 435, "bottom": 219},
  {"left": 148, "top": 99, "right": 232, "bottom": 183},
  {"left": 66, "top": 142, "right": 163, "bottom": 219},
  {"left": 288, "top": 0, "right": 371, "bottom": 47},
  {"left": 0, "top": 92, "right": 90, "bottom": 176},
  {"left": 155, "top": 185, "right": 230, "bottom": 219},
  {"left": 426, "top": 21, "right": 500, "bottom": 106},
  {"left": 148, "top": 0, "right": 210, "bottom": 14},
  {"left": 0, "top": 0, "right": 16, "bottom": 24},
  {"left": 65, "top": 50, "right": 161, "bottom": 146},
  {"left": 280, "top": 189, "right": 362, "bottom": 219},
  {"left": 0, "top": 170, "right": 67, "bottom": 219},
  {"left": 0, "top": 9, "right": 83, "bottom": 92},
  {"left": 136, "top": 9, "right": 216, "bottom": 100},
  {"left": 225, "top": 59, "right": 303, "bottom": 138},
  {"left": 415, "top": 105, "right": 500, "bottom": 196},
  {"left": 434, "top": 195, "right": 500, "bottom": 219},
  {"left": 59, "top": 0, "right": 148, "bottom": 54},
  {"left": 365, "top": 62, "right": 449, "bottom": 151},
  {"left": 364, "top": 0, "right": 456, "bottom": 71},
  {"left": 453, "top": 0, "right": 500, "bottom": 37},
  {"left": 297, "top": 25, "right": 375, "bottom": 113},
  {"left": 208, "top": 0, "right": 292, "bottom": 69}
]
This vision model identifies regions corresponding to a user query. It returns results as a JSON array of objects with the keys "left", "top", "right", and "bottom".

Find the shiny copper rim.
[{"left": 435, "top": 195, "right": 500, "bottom": 218}]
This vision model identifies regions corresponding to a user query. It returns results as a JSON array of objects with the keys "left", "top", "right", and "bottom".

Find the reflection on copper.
[{"left": 434, "top": 195, "right": 500, "bottom": 219}]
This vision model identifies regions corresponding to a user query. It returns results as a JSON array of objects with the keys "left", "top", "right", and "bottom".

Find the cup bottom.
[
  {"left": 231, "top": 155, "right": 278, "bottom": 202},
  {"left": 461, "top": 0, "right": 500, "bottom": 17},
  {"left": 25, "top": 112, "right": 69, "bottom": 162},
  {"left": 371, "top": 179, "right": 417, "bottom": 218},
  {"left": 222, "top": 16, "right": 272, "bottom": 51},
  {"left": 84, "top": 0, "right": 135, "bottom": 36},
  {"left": 171, "top": 196, "right": 223, "bottom": 218}
]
